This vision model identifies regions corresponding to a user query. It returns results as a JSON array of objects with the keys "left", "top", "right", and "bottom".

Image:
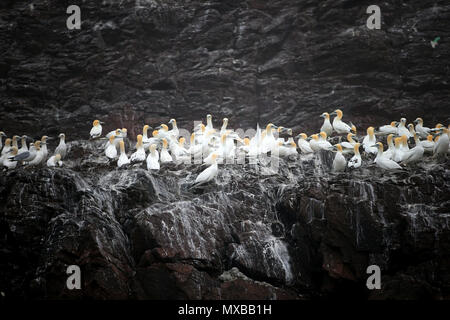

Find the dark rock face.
[
  {"left": 0, "top": 0, "right": 450, "bottom": 300},
  {"left": 0, "top": 143, "right": 449, "bottom": 299}
]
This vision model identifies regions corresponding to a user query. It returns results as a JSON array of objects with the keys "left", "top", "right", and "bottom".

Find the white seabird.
[
  {"left": 320, "top": 112, "right": 333, "bottom": 137},
  {"left": 374, "top": 142, "right": 402, "bottom": 170},
  {"left": 3, "top": 146, "right": 19, "bottom": 169},
  {"left": 27, "top": 141, "right": 45, "bottom": 166},
  {"left": 362, "top": 127, "right": 377, "bottom": 154},
  {"left": 433, "top": 128, "right": 449, "bottom": 159},
  {"left": 331, "top": 109, "right": 353, "bottom": 135},
  {"left": 130, "top": 134, "right": 146, "bottom": 163},
  {"left": 348, "top": 143, "right": 362, "bottom": 169},
  {"left": 332, "top": 144, "right": 347, "bottom": 172},
  {"left": 414, "top": 118, "right": 431, "bottom": 139},
  {"left": 90, "top": 120, "right": 103, "bottom": 139},
  {"left": 54, "top": 133, "right": 67, "bottom": 159},
  {"left": 397, "top": 118, "right": 412, "bottom": 138},
  {"left": 146, "top": 144, "right": 160, "bottom": 170},
  {"left": 47, "top": 154, "right": 62, "bottom": 167},
  {"left": 160, "top": 138, "right": 173, "bottom": 163},
  {"left": 105, "top": 135, "right": 118, "bottom": 159},
  {"left": 193, "top": 153, "right": 219, "bottom": 187},
  {"left": 296, "top": 133, "right": 313, "bottom": 154},
  {"left": 117, "top": 140, "right": 130, "bottom": 168},
  {"left": 401, "top": 133, "right": 424, "bottom": 165}
]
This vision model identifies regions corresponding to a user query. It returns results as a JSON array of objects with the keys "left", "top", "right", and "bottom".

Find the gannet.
[
  {"left": 309, "top": 134, "right": 322, "bottom": 152},
  {"left": 204, "top": 133, "right": 227, "bottom": 164},
  {"left": 107, "top": 128, "right": 122, "bottom": 139},
  {"left": 168, "top": 119, "right": 179, "bottom": 139},
  {"left": 142, "top": 125, "right": 153, "bottom": 147},
  {"left": 401, "top": 134, "right": 424, "bottom": 165},
  {"left": 397, "top": 118, "right": 412, "bottom": 138},
  {"left": 146, "top": 144, "right": 160, "bottom": 170},
  {"left": 393, "top": 137, "right": 404, "bottom": 162},
  {"left": 414, "top": 118, "right": 431, "bottom": 139},
  {"left": 374, "top": 142, "right": 402, "bottom": 170},
  {"left": 332, "top": 144, "right": 347, "bottom": 172},
  {"left": 24, "top": 142, "right": 37, "bottom": 163},
  {"left": 160, "top": 138, "right": 173, "bottom": 163},
  {"left": 318, "top": 131, "right": 333, "bottom": 150},
  {"left": 130, "top": 135, "right": 146, "bottom": 163},
  {"left": 105, "top": 135, "right": 118, "bottom": 159},
  {"left": 18, "top": 135, "right": 29, "bottom": 154},
  {"left": 3, "top": 147, "right": 18, "bottom": 169},
  {"left": 261, "top": 124, "right": 278, "bottom": 153},
  {"left": 331, "top": 109, "right": 352, "bottom": 134},
  {"left": 237, "top": 138, "right": 251, "bottom": 154},
  {"left": 320, "top": 112, "right": 333, "bottom": 137},
  {"left": 277, "top": 140, "right": 298, "bottom": 158},
  {"left": 376, "top": 121, "right": 398, "bottom": 136},
  {"left": 54, "top": 133, "right": 67, "bottom": 159},
  {"left": 1, "top": 138, "right": 11, "bottom": 156},
  {"left": 193, "top": 153, "right": 218, "bottom": 187},
  {"left": 400, "top": 135, "right": 409, "bottom": 153},
  {"left": 420, "top": 135, "right": 435, "bottom": 153},
  {"left": 220, "top": 118, "right": 229, "bottom": 136},
  {"left": 341, "top": 133, "right": 357, "bottom": 153},
  {"left": 296, "top": 133, "right": 313, "bottom": 154},
  {"left": 117, "top": 140, "right": 130, "bottom": 168},
  {"left": 47, "top": 154, "right": 62, "bottom": 167},
  {"left": 206, "top": 114, "right": 214, "bottom": 131},
  {"left": 27, "top": 141, "right": 45, "bottom": 166},
  {"left": 40, "top": 136, "right": 50, "bottom": 159},
  {"left": 382, "top": 134, "right": 395, "bottom": 160},
  {"left": 433, "top": 128, "right": 449, "bottom": 159},
  {"left": 155, "top": 124, "right": 170, "bottom": 141},
  {"left": 407, "top": 123, "right": 416, "bottom": 138},
  {"left": 171, "top": 137, "right": 189, "bottom": 161},
  {"left": 362, "top": 127, "right": 377, "bottom": 154},
  {"left": 90, "top": 120, "right": 103, "bottom": 139},
  {"left": 11, "top": 135, "right": 19, "bottom": 149},
  {"left": 348, "top": 143, "right": 362, "bottom": 169}
]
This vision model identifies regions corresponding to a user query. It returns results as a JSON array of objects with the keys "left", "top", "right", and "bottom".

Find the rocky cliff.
[{"left": 0, "top": 0, "right": 450, "bottom": 300}]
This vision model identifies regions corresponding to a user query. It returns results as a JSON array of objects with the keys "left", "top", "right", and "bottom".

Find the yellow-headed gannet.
[
  {"left": 160, "top": 138, "right": 173, "bottom": 163},
  {"left": 376, "top": 121, "right": 398, "bottom": 136},
  {"left": 393, "top": 137, "right": 404, "bottom": 162},
  {"left": 168, "top": 119, "right": 179, "bottom": 139},
  {"left": 3, "top": 146, "right": 18, "bottom": 169},
  {"left": 130, "top": 134, "right": 146, "bottom": 162},
  {"left": 146, "top": 144, "right": 160, "bottom": 170},
  {"left": 171, "top": 137, "right": 189, "bottom": 161},
  {"left": 341, "top": 133, "right": 357, "bottom": 153},
  {"left": 401, "top": 133, "right": 424, "bottom": 165},
  {"left": 331, "top": 109, "right": 352, "bottom": 134},
  {"left": 237, "top": 138, "right": 251, "bottom": 154},
  {"left": 117, "top": 140, "right": 130, "bottom": 167},
  {"left": 90, "top": 120, "right": 103, "bottom": 139},
  {"left": 407, "top": 123, "right": 416, "bottom": 137},
  {"left": 400, "top": 135, "right": 410, "bottom": 153},
  {"left": 0, "top": 138, "right": 12, "bottom": 166},
  {"left": 397, "top": 118, "right": 412, "bottom": 138},
  {"left": 261, "top": 123, "right": 278, "bottom": 153},
  {"left": 11, "top": 135, "right": 19, "bottom": 149},
  {"left": 318, "top": 131, "right": 333, "bottom": 150},
  {"left": 362, "top": 127, "right": 377, "bottom": 154},
  {"left": 220, "top": 118, "right": 229, "bottom": 136},
  {"left": 206, "top": 114, "right": 214, "bottom": 131},
  {"left": 414, "top": 118, "right": 431, "bottom": 138},
  {"left": 296, "top": 133, "right": 313, "bottom": 154},
  {"left": 332, "top": 144, "right": 347, "bottom": 172},
  {"left": 27, "top": 141, "right": 45, "bottom": 166},
  {"left": 374, "top": 142, "right": 402, "bottom": 170},
  {"left": 107, "top": 128, "right": 122, "bottom": 139},
  {"left": 142, "top": 124, "right": 152, "bottom": 145},
  {"left": 433, "top": 127, "right": 449, "bottom": 159},
  {"left": 47, "top": 154, "right": 62, "bottom": 167},
  {"left": 105, "top": 135, "right": 118, "bottom": 159},
  {"left": 320, "top": 112, "right": 333, "bottom": 137},
  {"left": 348, "top": 143, "right": 362, "bottom": 169},
  {"left": 420, "top": 135, "right": 435, "bottom": 153},
  {"left": 382, "top": 134, "right": 395, "bottom": 160},
  {"left": 277, "top": 140, "right": 298, "bottom": 157},
  {"left": 18, "top": 135, "right": 29, "bottom": 154},
  {"left": 193, "top": 153, "right": 218, "bottom": 187},
  {"left": 40, "top": 136, "right": 50, "bottom": 159},
  {"left": 54, "top": 133, "right": 67, "bottom": 159},
  {"left": 309, "top": 134, "right": 321, "bottom": 152}
]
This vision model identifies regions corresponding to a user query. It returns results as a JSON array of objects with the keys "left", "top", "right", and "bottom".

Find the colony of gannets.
[{"left": 1, "top": 110, "right": 449, "bottom": 187}]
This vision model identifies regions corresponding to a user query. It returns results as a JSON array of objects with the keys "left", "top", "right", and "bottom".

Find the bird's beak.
[
  {"left": 306, "top": 137, "right": 312, "bottom": 141},
  {"left": 371, "top": 144, "right": 378, "bottom": 147},
  {"left": 295, "top": 134, "right": 301, "bottom": 139},
  {"left": 330, "top": 111, "right": 337, "bottom": 116},
  {"left": 155, "top": 125, "right": 162, "bottom": 130}
]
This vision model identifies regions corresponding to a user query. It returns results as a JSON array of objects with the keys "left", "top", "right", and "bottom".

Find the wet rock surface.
[
  {"left": 1, "top": 0, "right": 450, "bottom": 300},
  {"left": 0, "top": 142, "right": 449, "bottom": 299}
]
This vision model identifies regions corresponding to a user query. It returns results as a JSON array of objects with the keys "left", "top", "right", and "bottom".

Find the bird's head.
[
  {"left": 427, "top": 135, "right": 433, "bottom": 142},
  {"left": 150, "top": 144, "right": 157, "bottom": 152},
  {"left": 367, "top": 126, "right": 375, "bottom": 137},
  {"left": 243, "top": 138, "right": 250, "bottom": 146},
  {"left": 319, "top": 131, "right": 327, "bottom": 140},
  {"left": 55, "top": 154, "right": 61, "bottom": 161},
  {"left": 152, "top": 130, "right": 159, "bottom": 137},
  {"left": 34, "top": 141, "right": 41, "bottom": 150},
  {"left": 400, "top": 118, "right": 407, "bottom": 125},
  {"left": 169, "top": 119, "right": 177, "bottom": 126},
  {"left": 320, "top": 112, "right": 330, "bottom": 119},
  {"left": 179, "top": 137, "right": 186, "bottom": 146},
  {"left": 10, "top": 146, "right": 18, "bottom": 155},
  {"left": 143, "top": 125, "right": 151, "bottom": 132},
  {"left": 93, "top": 120, "right": 101, "bottom": 127},
  {"left": 211, "top": 153, "right": 218, "bottom": 162},
  {"left": 59, "top": 133, "right": 65, "bottom": 139},
  {"left": 223, "top": 118, "right": 228, "bottom": 125},
  {"left": 414, "top": 118, "right": 423, "bottom": 125},
  {"left": 0, "top": 131, "right": 6, "bottom": 137},
  {"left": 391, "top": 121, "right": 398, "bottom": 127},
  {"left": 332, "top": 109, "right": 343, "bottom": 119},
  {"left": 311, "top": 134, "right": 319, "bottom": 141},
  {"left": 136, "top": 134, "right": 143, "bottom": 145}
]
